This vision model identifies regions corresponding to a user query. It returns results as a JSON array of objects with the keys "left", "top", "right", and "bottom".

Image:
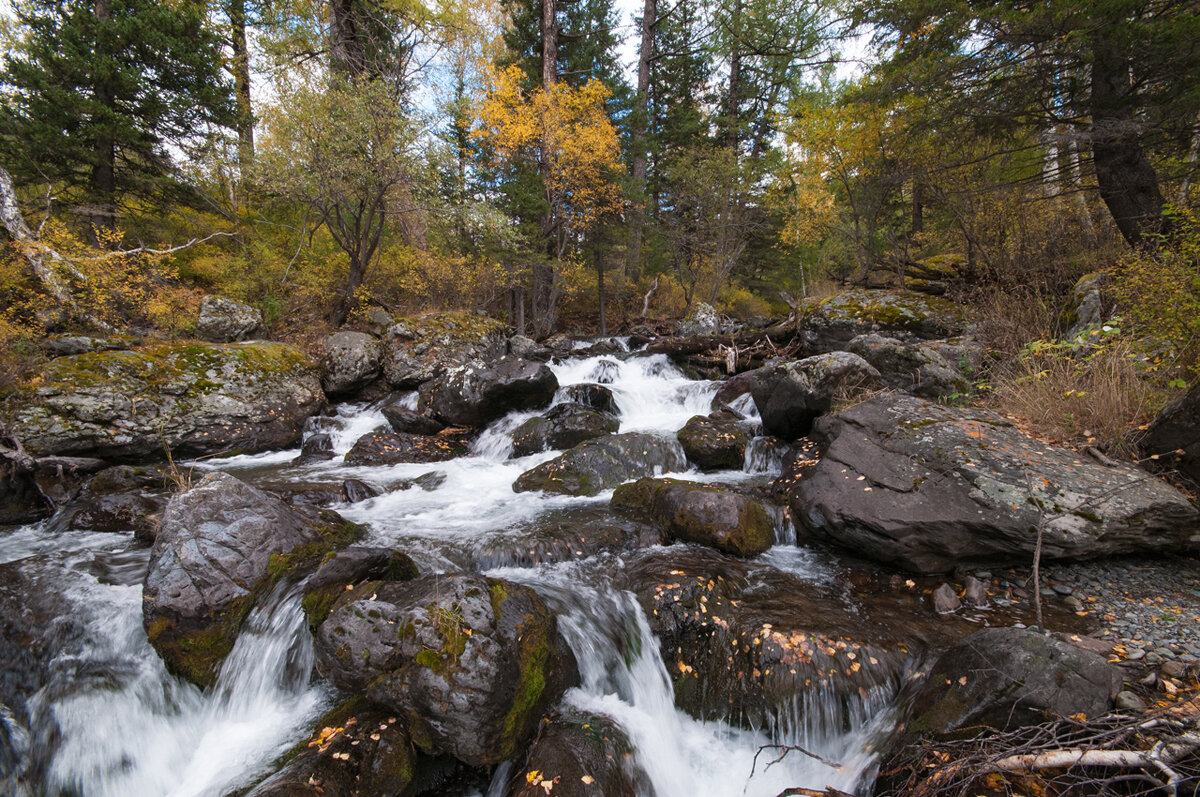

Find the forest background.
[{"left": 1, "top": 0, "right": 1199, "bottom": 455}]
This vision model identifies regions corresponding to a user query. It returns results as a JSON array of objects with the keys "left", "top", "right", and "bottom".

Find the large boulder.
[
  {"left": 1139, "top": 385, "right": 1200, "bottom": 487},
  {"left": 560, "top": 384, "right": 619, "bottom": 415},
  {"left": 1059, "top": 272, "right": 1105, "bottom": 338},
  {"left": 679, "top": 302, "right": 722, "bottom": 337},
  {"left": 847, "top": 333, "right": 969, "bottom": 400},
  {"left": 381, "top": 405, "right": 445, "bottom": 436},
  {"left": 344, "top": 430, "right": 467, "bottom": 466},
  {"left": 382, "top": 311, "right": 508, "bottom": 389},
  {"left": 142, "top": 472, "right": 363, "bottom": 687},
  {"left": 196, "top": 295, "right": 264, "bottom": 342},
  {"left": 300, "top": 546, "right": 419, "bottom": 632},
  {"left": 321, "top": 331, "right": 382, "bottom": 397},
  {"left": 800, "top": 289, "right": 971, "bottom": 353},
  {"left": 421, "top": 357, "right": 558, "bottom": 428},
  {"left": 314, "top": 574, "right": 578, "bottom": 766},
  {"left": 1, "top": 342, "right": 324, "bottom": 461},
  {"left": 613, "top": 478, "right": 774, "bottom": 557},
  {"left": 789, "top": 394, "right": 1200, "bottom": 573},
  {"left": 512, "top": 433, "right": 687, "bottom": 497},
  {"left": 675, "top": 413, "right": 751, "bottom": 470},
  {"left": 905, "top": 627, "right": 1120, "bottom": 736},
  {"left": 508, "top": 710, "right": 646, "bottom": 797},
  {"left": 748, "top": 352, "right": 884, "bottom": 440},
  {"left": 55, "top": 465, "right": 168, "bottom": 542},
  {"left": 510, "top": 403, "right": 619, "bottom": 457}
]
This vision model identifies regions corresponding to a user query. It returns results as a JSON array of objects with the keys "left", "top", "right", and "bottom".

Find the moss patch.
[{"left": 497, "top": 614, "right": 552, "bottom": 760}]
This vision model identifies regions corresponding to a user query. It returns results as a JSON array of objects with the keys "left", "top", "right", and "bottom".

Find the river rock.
[
  {"left": 613, "top": 478, "right": 774, "bottom": 557},
  {"left": 1060, "top": 272, "right": 1105, "bottom": 338},
  {"left": 676, "top": 414, "right": 751, "bottom": 470},
  {"left": 679, "top": 302, "right": 722, "bottom": 336},
  {"left": 344, "top": 430, "right": 467, "bottom": 466},
  {"left": 1139, "top": 384, "right": 1200, "bottom": 487},
  {"left": 420, "top": 357, "right": 558, "bottom": 428},
  {"left": 560, "top": 384, "right": 619, "bottom": 415},
  {"left": 293, "top": 432, "right": 335, "bottom": 465},
  {"left": 381, "top": 405, "right": 445, "bottom": 436},
  {"left": 748, "top": 352, "right": 884, "bottom": 440},
  {"left": 621, "top": 547, "right": 917, "bottom": 728},
  {"left": 341, "top": 478, "right": 380, "bottom": 503},
  {"left": 1, "top": 342, "right": 324, "bottom": 461},
  {"left": 382, "top": 311, "right": 507, "bottom": 389},
  {"left": 799, "top": 289, "right": 971, "bottom": 353},
  {"left": 321, "top": 331, "right": 382, "bottom": 397},
  {"left": 301, "top": 547, "right": 418, "bottom": 632},
  {"left": 847, "top": 333, "right": 969, "bottom": 400},
  {"left": 196, "top": 296, "right": 264, "bottom": 342},
  {"left": 143, "top": 472, "right": 363, "bottom": 687},
  {"left": 511, "top": 403, "right": 619, "bottom": 457},
  {"left": 43, "top": 334, "right": 133, "bottom": 357},
  {"left": 466, "top": 505, "right": 660, "bottom": 571},
  {"left": 789, "top": 394, "right": 1200, "bottom": 573},
  {"left": 710, "top": 370, "right": 756, "bottom": 412},
  {"left": 508, "top": 335, "right": 552, "bottom": 361},
  {"left": 512, "top": 433, "right": 687, "bottom": 497},
  {"left": 508, "top": 710, "right": 646, "bottom": 797},
  {"left": 57, "top": 465, "right": 167, "bottom": 541},
  {"left": 246, "top": 701, "right": 417, "bottom": 797},
  {"left": 906, "top": 627, "right": 1120, "bottom": 735},
  {"left": 314, "top": 574, "right": 578, "bottom": 766}
]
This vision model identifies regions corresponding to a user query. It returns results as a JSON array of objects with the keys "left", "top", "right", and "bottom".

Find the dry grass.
[
  {"left": 971, "top": 286, "right": 1056, "bottom": 359},
  {"left": 990, "top": 341, "right": 1155, "bottom": 457}
]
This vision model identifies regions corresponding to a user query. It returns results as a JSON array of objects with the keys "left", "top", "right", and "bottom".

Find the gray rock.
[
  {"left": 293, "top": 432, "right": 335, "bottom": 465},
  {"left": 364, "top": 307, "right": 394, "bottom": 337},
  {"left": 561, "top": 383, "right": 619, "bottom": 415},
  {"left": 1114, "top": 690, "right": 1146, "bottom": 710},
  {"left": 508, "top": 334, "right": 551, "bottom": 361},
  {"left": 508, "top": 709, "right": 647, "bottom": 797},
  {"left": 612, "top": 477, "right": 775, "bottom": 557},
  {"left": 1062, "top": 273, "right": 1105, "bottom": 338},
  {"left": 513, "top": 433, "right": 687, "bottom": 496},
  {"left": 963, "top": 576, "right": 989, "bottom": 608},
  {"left": 907, "top": 627, "right": 1120, "bottom": 735},
  {"left": 789, "top": 394, "right": 1200, "bottom": 573},
  {"left": 748, "top": 352, "right": 884, "bottom": 440},
  {"left": 2, "top": 342, "right": 325, "bottom": 461},
  {"left": 420, "top": 357, "right": 558, "bottom": 428},
  {"left": 196, "top": 296, "right": 264, "bottom": 342},
  {"left": 932, "top": 583, "right": 961, "bottom": 614},
  {"left": 847, "top": 333, "right": 969, "bottom": 400},
  {"left": 679, "top": 302, "right": 721, "bottom": 336},
  {"left": 314, "top": 574, "right": 577, "bottom": 766},
  {"left": 800, "top": 289, "right": 971, "bottom": 353},
  {"left": 341, "top": 479, "right": 380, "bottom": 503},
  {"left": 380, "top": 404, "right": 444, "bottom": 436},
  {"left": 44, "top": 335, "right": 132, "bottom": 357},
  {"left": 675, "top": 414, "right": 752, "bottom": 471},
  {"left": 320, "top": 331, "right": 381, "bottom": 396},
  {"left": 344, "top": 430, "right": 466, "bottom": 466},
  {"left": 511, "top": 403, "right": 618, "bottom": 457},
  {"left": 381, "top": 312, "right": 507, "bottom": 388},
  {"left": 142, "top": 473, "right": 362, "bottom": 686}
]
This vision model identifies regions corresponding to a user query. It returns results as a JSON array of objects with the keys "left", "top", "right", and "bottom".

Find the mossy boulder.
[
  {"left": 512, "top": 433, "right": 687, "bottom": 497},
  {"left": 510, "top": 403, "right": 619, "bottom": 457},
  {"left": 847, "top": 333, "right": 969, "bottom": 400},
  {"left": 196, "top": 295, "right": 264, "bottom": 342},
  {"left": 419, "top": 357, "right": 558, "bottom": 428},
  {"left": 320, "top": 331, "right": 382, "bottom": 397},
  {"left": 800, "top": 289, "right": 971, "bottom": 353},
  {"left": 314, "top": 574, "right": 578, "bottom": 767},
  {"left": 675, "top": 414, "right": 752, "bottom": 470},
  {"left": 142, "top": 472, "right": 364, "bottom": 687},
  {"left": 2, "top": 342, "right": 324, "bottom": 461},
  {"left": 381, "top": 311, "right": 508, "bottom": 389},
  {"left": 301, "top": 547, "right": 419, "bottom": 632},
  {"left": 613, "top": 477, "right": 774, "bottom": 557},
  {"left": 790, "top": 394, "right": 1200, "bottom": 573}
]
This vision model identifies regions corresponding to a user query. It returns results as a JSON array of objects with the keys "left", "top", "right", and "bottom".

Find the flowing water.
[{"left": 2, "top": 345, "right": 904, "bottom": 796}]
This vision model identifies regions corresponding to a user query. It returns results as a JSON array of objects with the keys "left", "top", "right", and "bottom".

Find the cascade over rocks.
[
  {"left": 420, "top": 357, "right": 558, "bottom": 428},
  {"left": 293, "top": 432, "right": 335, "bottom": 464},
  {"left": 748, "top": 352, "right": 884, "bottom": 440},
  {"left": 381, "top": 404, "right": 445, "bottom": 436},
  {"left": 381, "top": 311, "right": 507, "bottom": 389},
  {"left": 800, "top": 289, "right": 971, "bottom": 354},
  {"left": 196, "top": 296, "right": 264, "bottom": 343},
  {"left": 904, "top": 627, "right": 1120, "bottom": 737},
  {"left": 320, "top": 331, "right": 381, "bottom": 397},
  {"left": 510, "top": 402, "right": 618, "bottom": 457},
  {"left": 512, "top": 433, "right": 687, "bottom": 496},
  {"left": 613, "top": 477, "right": 774, "bottom": 557},
  {"left": 314, "top": 574, "right": 578, "bottom": 766},
  {"left": 789, "top": 394, "right": 1200, "bottom": 573},
  {"left": 142, "top": 472, "right": 364, "bottom": 687},
  {"left": 675, "top": 413, "right": 752, "bottom": 470},
  {"left": 560, "top": 383, "right": 618, "bottom": 415},
  {"left": 1, "top": 342, "right": 324, "bottom": 461},
  {"left": 508, "top": 710, "right": 647, "bottom": 797},
  {"left": 847, "top": 333, "right": 969, "bottom": 400},
  {"left": 344, "top": 429, "right": 467, "bottom": 466}
]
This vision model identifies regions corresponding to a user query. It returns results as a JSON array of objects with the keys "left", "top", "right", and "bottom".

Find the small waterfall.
[{"left": 744, "top": 436, "right": 785, "bottom": 475}]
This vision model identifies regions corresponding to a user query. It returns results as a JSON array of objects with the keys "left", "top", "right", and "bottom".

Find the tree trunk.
[
  {"left": 330, "top": 0, "right": 366, "bottom": 78},
  {"left": 627, "top": 0, "right": 656, "bottom": 283},
  {"left": 541, "top": 0, "right": 558, "bottom": 88},
  {"left": 229, "top": 0, "right": 254, "bottom": 172},
  {"left": 1090, "top": 33, "right": 1166, "bottom": 247},
  {"left": 596, "top": 245, "right": 607, "bottom": 335},
  {"left": 0, "top": 164, "right": 74, "bottom": 307},
  {"left": 90, "top": 0, "right": 116, "bottom": 237},
  {"left": 725, "top": 0, "right": 741, "bottom": 152},
  {"left": 532, "top": 0, "right": 559, "bottom": 337},
  {"left": 912, "top": 179, "right": 924, "bottom": 237}
]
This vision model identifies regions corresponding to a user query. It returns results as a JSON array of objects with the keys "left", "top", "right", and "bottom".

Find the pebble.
[
  {"left": 1051, "top": 583, "right": 1073, "bottom": 596},
  {"left": 1115, "top": 690, "right": 1147, "bottom": 711}
]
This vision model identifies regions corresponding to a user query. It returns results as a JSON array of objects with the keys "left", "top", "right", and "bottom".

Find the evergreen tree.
[{"left": 0, "top": 0, "right": 235, "bottom": 233}]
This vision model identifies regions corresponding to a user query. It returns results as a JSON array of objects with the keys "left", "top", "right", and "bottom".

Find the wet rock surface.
[
  {"left": 381, "top": 404, "right": 445, "bottom": 436},
  {"left": 512, "top": 433, "right": 687, "bottom": 496},
  {"left": 314, "top": 574, "right": 578, "bottom": 766},
  {"left": 381, "top": 311, "right": 508, "bottom": 389},
  {"left": 421, "top": 357, "right": 558, "bottom": 428},
  {"left": 560, "top": 383, "right": 618, "bottom": 415},
  {"left": 344, "top": 429, "right": 467, "bottom": 466},
  {"left": 510, "top": 403, "right": 618, "bottom": 457},
  {"left": 2, "top": 342, "right": 325, "bottom": 461},
  {"left": 675, "top": 413, "right": 752, "bottom": 470},
  {"left": 508, "top": 709, "right": 647, "bottom": 797},
  {"left": 789, "top": 394, "right": 1200, "bottom": 573},
  {"left": 748, "top": 352, "right": 883, "bottom": 440},
  {"left": 142, "top": 472, "right": 363, "bottom": 687},
  {"left": 613, "top": 477, "right": 775, "bottom": 557}
]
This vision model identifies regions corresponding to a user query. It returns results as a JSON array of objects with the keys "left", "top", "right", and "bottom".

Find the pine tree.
[{"left": 0, "top": 0, "right": 235, "bottom": 234}]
